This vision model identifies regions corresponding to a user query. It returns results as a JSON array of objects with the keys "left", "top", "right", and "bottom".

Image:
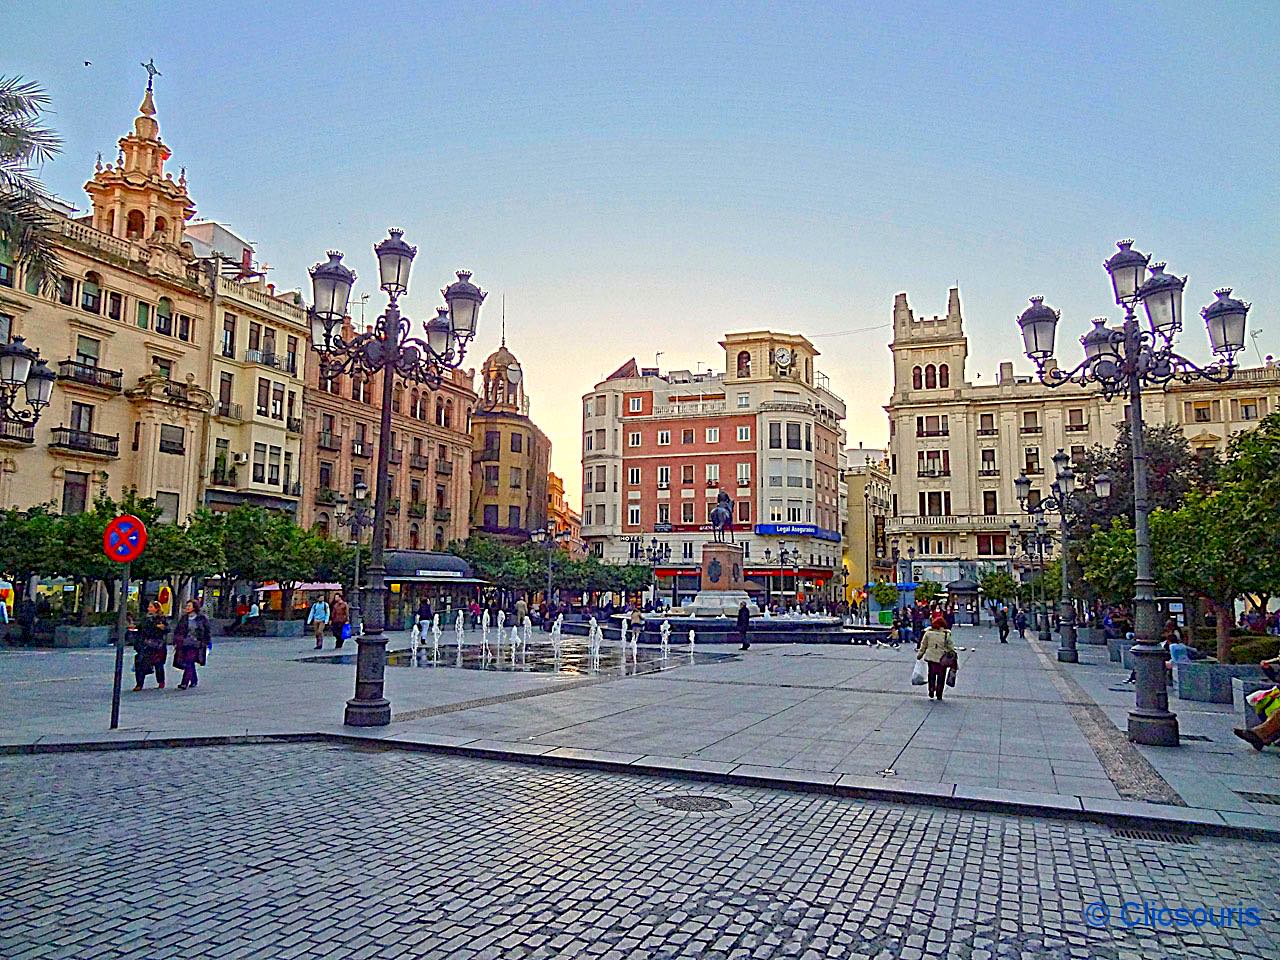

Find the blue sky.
[{"left": 10, "top": 0, "right": 1278, "bottom": 502}]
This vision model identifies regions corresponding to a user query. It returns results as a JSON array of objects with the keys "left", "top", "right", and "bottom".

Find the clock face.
[{"left": 775, "top": 347, "right": 792, "bottom": 368}]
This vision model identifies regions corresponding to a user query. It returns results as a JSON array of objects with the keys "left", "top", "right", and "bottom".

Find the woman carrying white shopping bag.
[{"left": 916, "top": 613, "right": 958, "bottom": 700}]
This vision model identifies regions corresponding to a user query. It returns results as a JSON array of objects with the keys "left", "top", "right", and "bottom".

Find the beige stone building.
[
  {"left": 0, "top": 82, "right": 212, "bottom": 519},
  {"left": 842, "top": 450, "right": 892, "bottom": 599},
  {"left": 885, "top": 287, "right": 1280, "bottom": 585}
]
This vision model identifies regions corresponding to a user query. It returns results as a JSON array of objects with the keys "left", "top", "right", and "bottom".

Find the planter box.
[
  {"left": 51, "top": 624, "right": 114, "bottom": 648},
  {"left": 262, "top": 619, "right": 306, "bottom": 638},
  {"left": 1078, "top": 626, "right": 1107, "bottom": 646},
  {"left": 1107, "top": 638, "right": 1132, "bottom": 666},
  {"left": 1233, "top": 676, "right": 1275, "bottom": 730},
  {"left": 1172, "top": 661, "right": 1266, "bottom": 704}
]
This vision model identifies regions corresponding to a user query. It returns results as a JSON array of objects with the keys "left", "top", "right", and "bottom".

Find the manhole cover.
[{"left": 655, "top": 795, "right": 734, "bottom": 812}]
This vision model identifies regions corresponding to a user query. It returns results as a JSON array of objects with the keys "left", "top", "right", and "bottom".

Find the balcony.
[
  {"left": 315, "top": 487, "right": 340, "bottom": 505},
  {"left": 209, "top": 468, "right": 237, "bottom": 488},
  {"left": 286, "top": 417, "right": 303, "bottom": 434},
  {"left": 49, "top": 427, "right": 119, "bottom": 458},
  {"left": 352, "top": 440, "right": 371, "bottom": 459},
  {"left": 408, "top": 502, "right": 429, "bottom": 518},
  {"left": 917, "top": 469, "right": 951, "bottom": 478},
  {"left": 58, "top": 360, "right": 123, "bottom": 393},
  {"left": 387, "top": 498, "right": 401, "bottom": 515},
  {"left": 409, "top": 454, "right": 429, "bottom": 470},
  {"left": 1065, "top": 423, "right": 1090, "bottom": 433},
  {"left": 916, "top": 429, "right": 950, "bottom": 438},
  {"left": 433, "top": 507, "right": 452, "bottom": 522},
  {"left": 737, "top": 478, "right": 751, "bottom": 487},
  {"left": 244, "top": 349, "right": 282, "bottom": 369},
  {"left": 318, "top": 432, "right": 342, "bottom": 451},
  {"left": 214, "top": 401, "right": 243, "bottom": 421},
  {"left": 1019, "top": 425, "right": 1043, "bottom": 435},
  {"left": 389, "top": 448, "right": 403, "bottom": 465},
  {"left": 435, "top": 459, "right": 453, "bottom": 475},
  {"left": 976, "top": 427, "right": 998, "bottom": 436},
  {"left": 283, "top": 480, "right": 302, "bottom": 497},
  {"left": 1024, "top": 466, "right": 1044, "bottom": 475},
  {"left": 0, "top": 421, "right": 35, "bottom": 446},
  {"left": 977, "top": 468, "right": 1000, "bottom": 477}
]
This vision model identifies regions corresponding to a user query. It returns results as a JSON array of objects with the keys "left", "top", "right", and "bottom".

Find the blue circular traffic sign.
[{"left": 103, "top": 514, "right": 148, "bottom": 563}]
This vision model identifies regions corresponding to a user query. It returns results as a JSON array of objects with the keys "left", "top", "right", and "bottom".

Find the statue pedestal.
[{"left": 681, "top": 542, "right": 759, "bottom": 617}]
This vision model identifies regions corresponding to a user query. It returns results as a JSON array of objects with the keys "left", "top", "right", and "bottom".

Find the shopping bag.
[
  {"left": 342, "top": 622, "right": 352, "bottom": 641},
  {"left": 946, "top": 667, "right": 957, "bottom": 688},
  {"left": 911, "top": 659, "right": 927, "bottom": 686}
]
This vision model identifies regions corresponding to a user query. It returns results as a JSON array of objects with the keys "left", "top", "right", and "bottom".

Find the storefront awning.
[{"left": 387, "top": 575, "right": 488, "bottom": 585}]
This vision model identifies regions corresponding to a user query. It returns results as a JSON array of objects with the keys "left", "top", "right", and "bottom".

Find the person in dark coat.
[
  {"left": 132, "top": 601, "right": 168, "bottom": 690},
  {"left": 736, "top": 601, "right": 751, "bottom": 651},
  {"left": 172, "top": 599, "right": 211, "bottom": 690},
  {"left": 995, "top": 606, "right": 1010, "bottom": 643}
]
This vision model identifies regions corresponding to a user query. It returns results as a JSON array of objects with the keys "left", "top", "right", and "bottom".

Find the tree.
[
  {"left": 1071, "top": 422, "right": 1218, "bottom": 534},
  {"left": 870, "top": 580, "right": 900, "bottom": 608},
  {"left": 0, "top": 504, "right": 60, "bottom": 602},
  {"left": 132, "top": 519, "right": 224, "bottom": 609},
  {"left": 0, "top": 76, "right": 63, "bottom": 289},
  {"left": 977, "top": 568, "right": 1017, "bottom": 613},
  {"left": 1216, "top": 411, "right": 1280, "bottom": 614},
  {"left": 1079, "top": 518, "right": 1136, "bottom": 606},
  {"left": 915, "top": 580, "right": 943, "bottom": 605}
]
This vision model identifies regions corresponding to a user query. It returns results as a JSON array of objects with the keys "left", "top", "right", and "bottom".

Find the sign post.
[{"left": 103, "top": 515, "right": 148, "bottom": 730}]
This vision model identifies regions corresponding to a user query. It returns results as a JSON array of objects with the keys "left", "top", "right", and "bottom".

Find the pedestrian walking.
[
  {"left": 1014, "top": 608, "right": 1028, "bottom": 640},
  {"left": 628, "top": 602, "right": 644, "bottom": 645},
  {"left": 307, "top": 594, "right": 331, "bottom": 650},
  {"left": 736, "top": 600, "right": 751, "bottom": 650},
  {"left": 515, "top": 596, "right": 529, "bottom": 625},
  {"left": 331, "top": 592, "right": 350, "bottom": 649},
  {"left": 416, "top": 597, "right": 433, "bottom": 632},
  {"left": 132, "top": 600, "right": 168, "bottom": 691},
  {"left": 995, "top": 606, "right": 1009, "bottom": 643},
  {"left": 916, "top": 613, "right": 958, "bottom": 701},
  {"left": 172, "top": 599, "right": 210, "bottom": 690}
]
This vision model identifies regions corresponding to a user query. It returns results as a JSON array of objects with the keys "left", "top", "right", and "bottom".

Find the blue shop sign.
[{"left": 753, "top": 523, "right": 841, "bottom": 543}]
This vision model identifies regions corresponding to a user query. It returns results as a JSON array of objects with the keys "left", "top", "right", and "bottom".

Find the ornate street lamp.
[
  {"left": 0, "top": 336, "right": 57, "bottom": 429},
  {"left": 531, "top": 522, "right": 572, "bottom": 609},
  {"left": 335, "top": 480, "right": 375, "bottom": 636},
  {"left": 641, "top": 536, "right": 671, "bottom": 610},
  {"left": 310, "top": 231, "right": 484, "bottom": 726},
  {"left": 1015, "top": 240, "right": 1248, "bottom": 746}
]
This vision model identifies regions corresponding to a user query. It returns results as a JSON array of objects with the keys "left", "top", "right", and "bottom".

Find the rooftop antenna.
[
  {"left": 501, "top": 294, "right": 506, "bottom": 347},
  {"left": 1250, "top": 330, "right": 1264, "bottom": 366},
  {"left": 655, "top": 351, "right": 663, "bottom": 371}
]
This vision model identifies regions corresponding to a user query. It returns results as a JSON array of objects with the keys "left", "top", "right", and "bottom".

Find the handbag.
[
  {"left": 911, "top": 659, "right": 927, "bottom": 686},
  {"left": 939, "top": 651, "right": 958, "bottom": 670}
]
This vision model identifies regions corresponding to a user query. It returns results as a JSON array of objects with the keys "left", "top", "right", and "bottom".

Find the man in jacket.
[
  {"left": 736, "top": 601, "right": 751, "bottom": 651},
  {"left": 331, "top": 593, "right": 350, "bottom": 649},
  {"left": 995, "top": 606, "right": 1009, "bottom": 643},
  {"left": 307, "top": 595, "right": 331, "bottom": 650}
]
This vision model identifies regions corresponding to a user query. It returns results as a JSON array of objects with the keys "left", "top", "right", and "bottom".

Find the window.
[
  {"left": 62, "top": 471, "right": 89, "bottom": 515},
  {"left": 319, "top": 461, "right": 333, "bottom": 490},
  {"left": 151, "top": 356, "right": 173, "bottom": 379},
  {"left": 736, "top": 462, "right": 750, "bottom": 485},
  {"left": 737, "top": 425, "right": 750, "bottom": 442},
  {"left": 628, "top": 431, "right": 641, "bottom": 447},
  {"left": 977, "top": 534, "right": 1006, "bottom": 556},
  {"left": 785, "top": 423, "right": 801, "bottom": 449},
  {"left": 271, "top": 383, "right": 284, "bottom": 419},
  {"left": 159, "top": 424, "right": 185, "bottom": 455},
  {"left": 657, "top": 465, "right": 670, "bottom": 487},
  {"left": 286, "top": 336, "right": 298, "bottom": 374},
  {"left": 0, "top": 312, "right": 10, "bottom": 342},
  {"left": 0, "top": 243, "right": 12, "bottom": 287},
  {"left": 256, "top": 379, "right": 269, "bottom": 416},
  {"left": 628, "top": 467, "right": 641, "bottom": 485},
  {"left": 221, "top": 314, "right": 237, "bottom": 356},
  {"left": 136, "top": 301, "right": 150, "bottom": 329},
  {"left": 1192, "top": 401, "right": 1212, "bottom": 423},
  {"left": 508, "top": 506, "right": 521, "bottom": 529},
  {"left": 75, "top": 336, "right": 100, "bottom": 366},
  {"left": 628, "top": 504, "right": 641, "bottom": 526},
  {"left": 1021, "top": 410, "right": 1040, "bottom": 432},
  {"left": 978, "top": 412, "right": 996, "bottom": 434},
  {"left": 484, "top": 504, "right": 499, "bottom": 528},
  {"left": 1241, "top": 399, "right": 1260, "bottom": 421},
  {"left": 1027, "top": 489, "right": 1042, "bottom": 510},
  {"left": 252, "top": 443, "right": 267, "bottom": 483},
  {"left": 681, "top": 464, "right": 694, "bottom": 484},
  {"left": 682, "top": 428, "right": 694, "bottom": 444},
  {"left": 510, "top": 467, "right": 522, "bottom": 488},
  {"left": 155, "top": 298, "right": 173, "bottom": 336},
  {"left": 768, "top": 422, "right": 782, "bottom": 448},
  {"left": 706, "top": 427, "right": 719, "bottom": 443},
  {"left": 737, "top": 500, "right": 751, "bottom": 522},
  {"left": 268, "top": 446, "right": 282, "bottom": 485},
  {"left": 980, "top": 448, "right": 996, "bottom": 471},
  {"left": 81, "top": 273, "right": 102, "bottom": 313},
  {"left": 681, "top": 502, "right": 694, "bottom": 523},
  {"left": 983, "top": 490, "right": 998, "bottom": 516},
  {"left": 736, "top": 351, "right": 751, "bottom": 377},
  {"left": 484, "top": 465, "right": 499, "bottom": 489},
  {"left": 804, "top": 423, "right": 812, "bottom": 451},
  {"left": 939, "top": 364, "right": 949, "bottom": 388},
  {"left": 1067, "top": 408, "right": 1085, "bottom": 426},
  {"left": 657, "top": 503, "right": 670, "bottom": 524},
  {"left": 629, "top": 396, "right": 642, "bottom": 412},
  {"left": 106, "top": 292, "right": 122, "bottom": 321},
  {"left": 657, "top": 430, "right": 671, "bottom": 446},
  {"left": 484, "top": 430, "right": 500, "bottom": 454},
  {"left": 1025, "top": 446, "right": 1041, "bottom": 473},
  {"left": 912, "top": 366, "right": 923, "bottom": 390},
  {"left": 510, "top": 432, "right": 523, "bottom": 453},
  {"left": 70, "top": 402, "right": 94, "bottom": 433},
  {"left": 737, "top": 393, "right": 749, "bottom": 408},
  {"left": 705, "top": 464, "right": 719, "bottom": 484}
]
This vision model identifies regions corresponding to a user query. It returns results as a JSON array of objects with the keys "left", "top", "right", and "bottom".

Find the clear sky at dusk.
[{"left": 9, "top": 0, "right": 1278, "bottom": 503}]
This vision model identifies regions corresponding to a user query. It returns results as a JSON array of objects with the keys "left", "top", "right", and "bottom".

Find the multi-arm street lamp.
[
  {"left": 0, "top": 336, "right": 56, "bottom": 429},
  {"left": 1015, "top": 452, "right": 1111, "bottom": 663},
  {"left": 1016, "top": 239, "right": 1249, "bottom": 746},
  {"left": 1008, "top": 515, "right": 1053, "bottom": 640},
  {"left": 642, "top": 537, "right": 671, "bottom": 608},
  {"left": 530, "top": 522, "right": 572, "bottom": 608},
  {"left": 309, "top": 230, "right": 485, "bottom": 727},
  {"left": 335, "top": 480, "right": 375, "bottom": 636}
]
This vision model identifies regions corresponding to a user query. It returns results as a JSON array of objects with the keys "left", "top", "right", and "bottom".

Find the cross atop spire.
[{"left": 141, "top": 58, "right": 161, "bottom": 90}]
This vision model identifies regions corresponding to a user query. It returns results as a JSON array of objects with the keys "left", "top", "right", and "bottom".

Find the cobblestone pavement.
[{"left": 2, "top": 745, "right": 1277, "bottom": 960}]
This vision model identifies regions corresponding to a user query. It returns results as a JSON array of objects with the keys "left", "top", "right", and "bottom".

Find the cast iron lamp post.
[
  {"left": 1015, "top": 454, "right": 1111, "bottom": 662},
  {"left": 642, "top": 537, "right": 671, "bottom": 609},
  {"left": 1008, "top": 516, "right": 1053, "bottom": 640},
  {"left": 0, "top": 336, "right": 56, "bottom": 430},
  {"left": 309, "top": 231, "right": 484, "bottom": 726},
  {"left": 530, "top": 522, "right": 572, "bottom": 608},
  {"left": 335, "top": 480, "right": 375, "bottom": 636},
  {"left": 1015, "top": 240, "right": 1248, "bottom": 746}
]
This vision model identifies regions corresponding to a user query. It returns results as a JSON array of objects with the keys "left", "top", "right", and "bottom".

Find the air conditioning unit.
[
  {"left": 233, "top": 452, "right": 250, "bottom": 465},
  {"left": 657, "top": 481, "right": 669, "bottom": 490}
]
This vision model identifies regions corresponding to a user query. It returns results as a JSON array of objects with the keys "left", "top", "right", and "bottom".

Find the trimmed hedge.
[{"left": 1227, "top": 635, "right": 1280, "bottom": 665}]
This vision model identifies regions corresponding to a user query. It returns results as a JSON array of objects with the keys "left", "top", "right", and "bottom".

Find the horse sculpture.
[{"left": 710, "top": 489, "right": 734, "bottom": 543}]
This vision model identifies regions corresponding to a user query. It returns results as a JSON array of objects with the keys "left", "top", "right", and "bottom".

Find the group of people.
[
  {"left": 306, "top": 593, "right": 351, "bottom": 650},
  {"left": 130, "top": 598, "right": 213, "bottom": 691},
  {"left": 992, "top": 605, "right": 1031, "bottom": 643}
]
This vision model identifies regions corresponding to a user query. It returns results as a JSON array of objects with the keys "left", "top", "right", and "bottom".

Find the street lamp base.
[
  {"left": 344, "top": 697, "right": 391, "bottom": 727},
  {"left": 1056, "top": 648, "right": 1079, "bottom": 663},
  {"left": 1128, "top": 709, "right": 1179, "bottom": 747}
]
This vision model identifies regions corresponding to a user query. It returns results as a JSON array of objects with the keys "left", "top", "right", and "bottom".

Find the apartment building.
[{"left": 581, "top": 331, "right": 847, "bottom": 603}]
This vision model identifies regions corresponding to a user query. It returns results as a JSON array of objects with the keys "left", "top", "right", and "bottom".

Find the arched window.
[
  {"left": 316, "top": 512, "right": 330, "bottom": 537},
  {"left": 924, "top": 364, "right": 937, "bottom": 389},
  {"left": 156, "top": 297, "right": 173, "bottom": 335},
  {"left": 126, "top": 210, "right": 146, "bottom": 239},
  {"left": 435, "top": 398, "right": 445, "bottom": 426},
  {"left": 81, "top": 272, "right": 102, "bottom": 314},
  {"left": 154, "top": 215, "right": 168, "bottom": 238},
  {"left": 392, "top": 384, "right": 403, "bottom": 414},
  {"left": 409, "top": 389, "right": 419, "bottom": 419},
  {"left": 106, "top": 209, "right": 115, "bottom": 234},
  {"left": 912, "top": 366, "right": 923, "bottom": 390},
  {"left": 409, "top": 524, "right": 420, "bottom": 550},
  {"left": 434, "top": 526, "right": 445, "bottom": 550},
  {"left": 736, "top": 351, "right": 751, "bottom": 377},
  {"left": 939, "top": 364, "right": 949, "bottom": 388},
  {"left": 444, "top": 399, "right": 453, "bottom": 429}
]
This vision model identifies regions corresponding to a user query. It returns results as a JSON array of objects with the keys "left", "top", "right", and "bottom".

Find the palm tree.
[{"left": 0, "top": 76, "right": 62, "bottom": 290}]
